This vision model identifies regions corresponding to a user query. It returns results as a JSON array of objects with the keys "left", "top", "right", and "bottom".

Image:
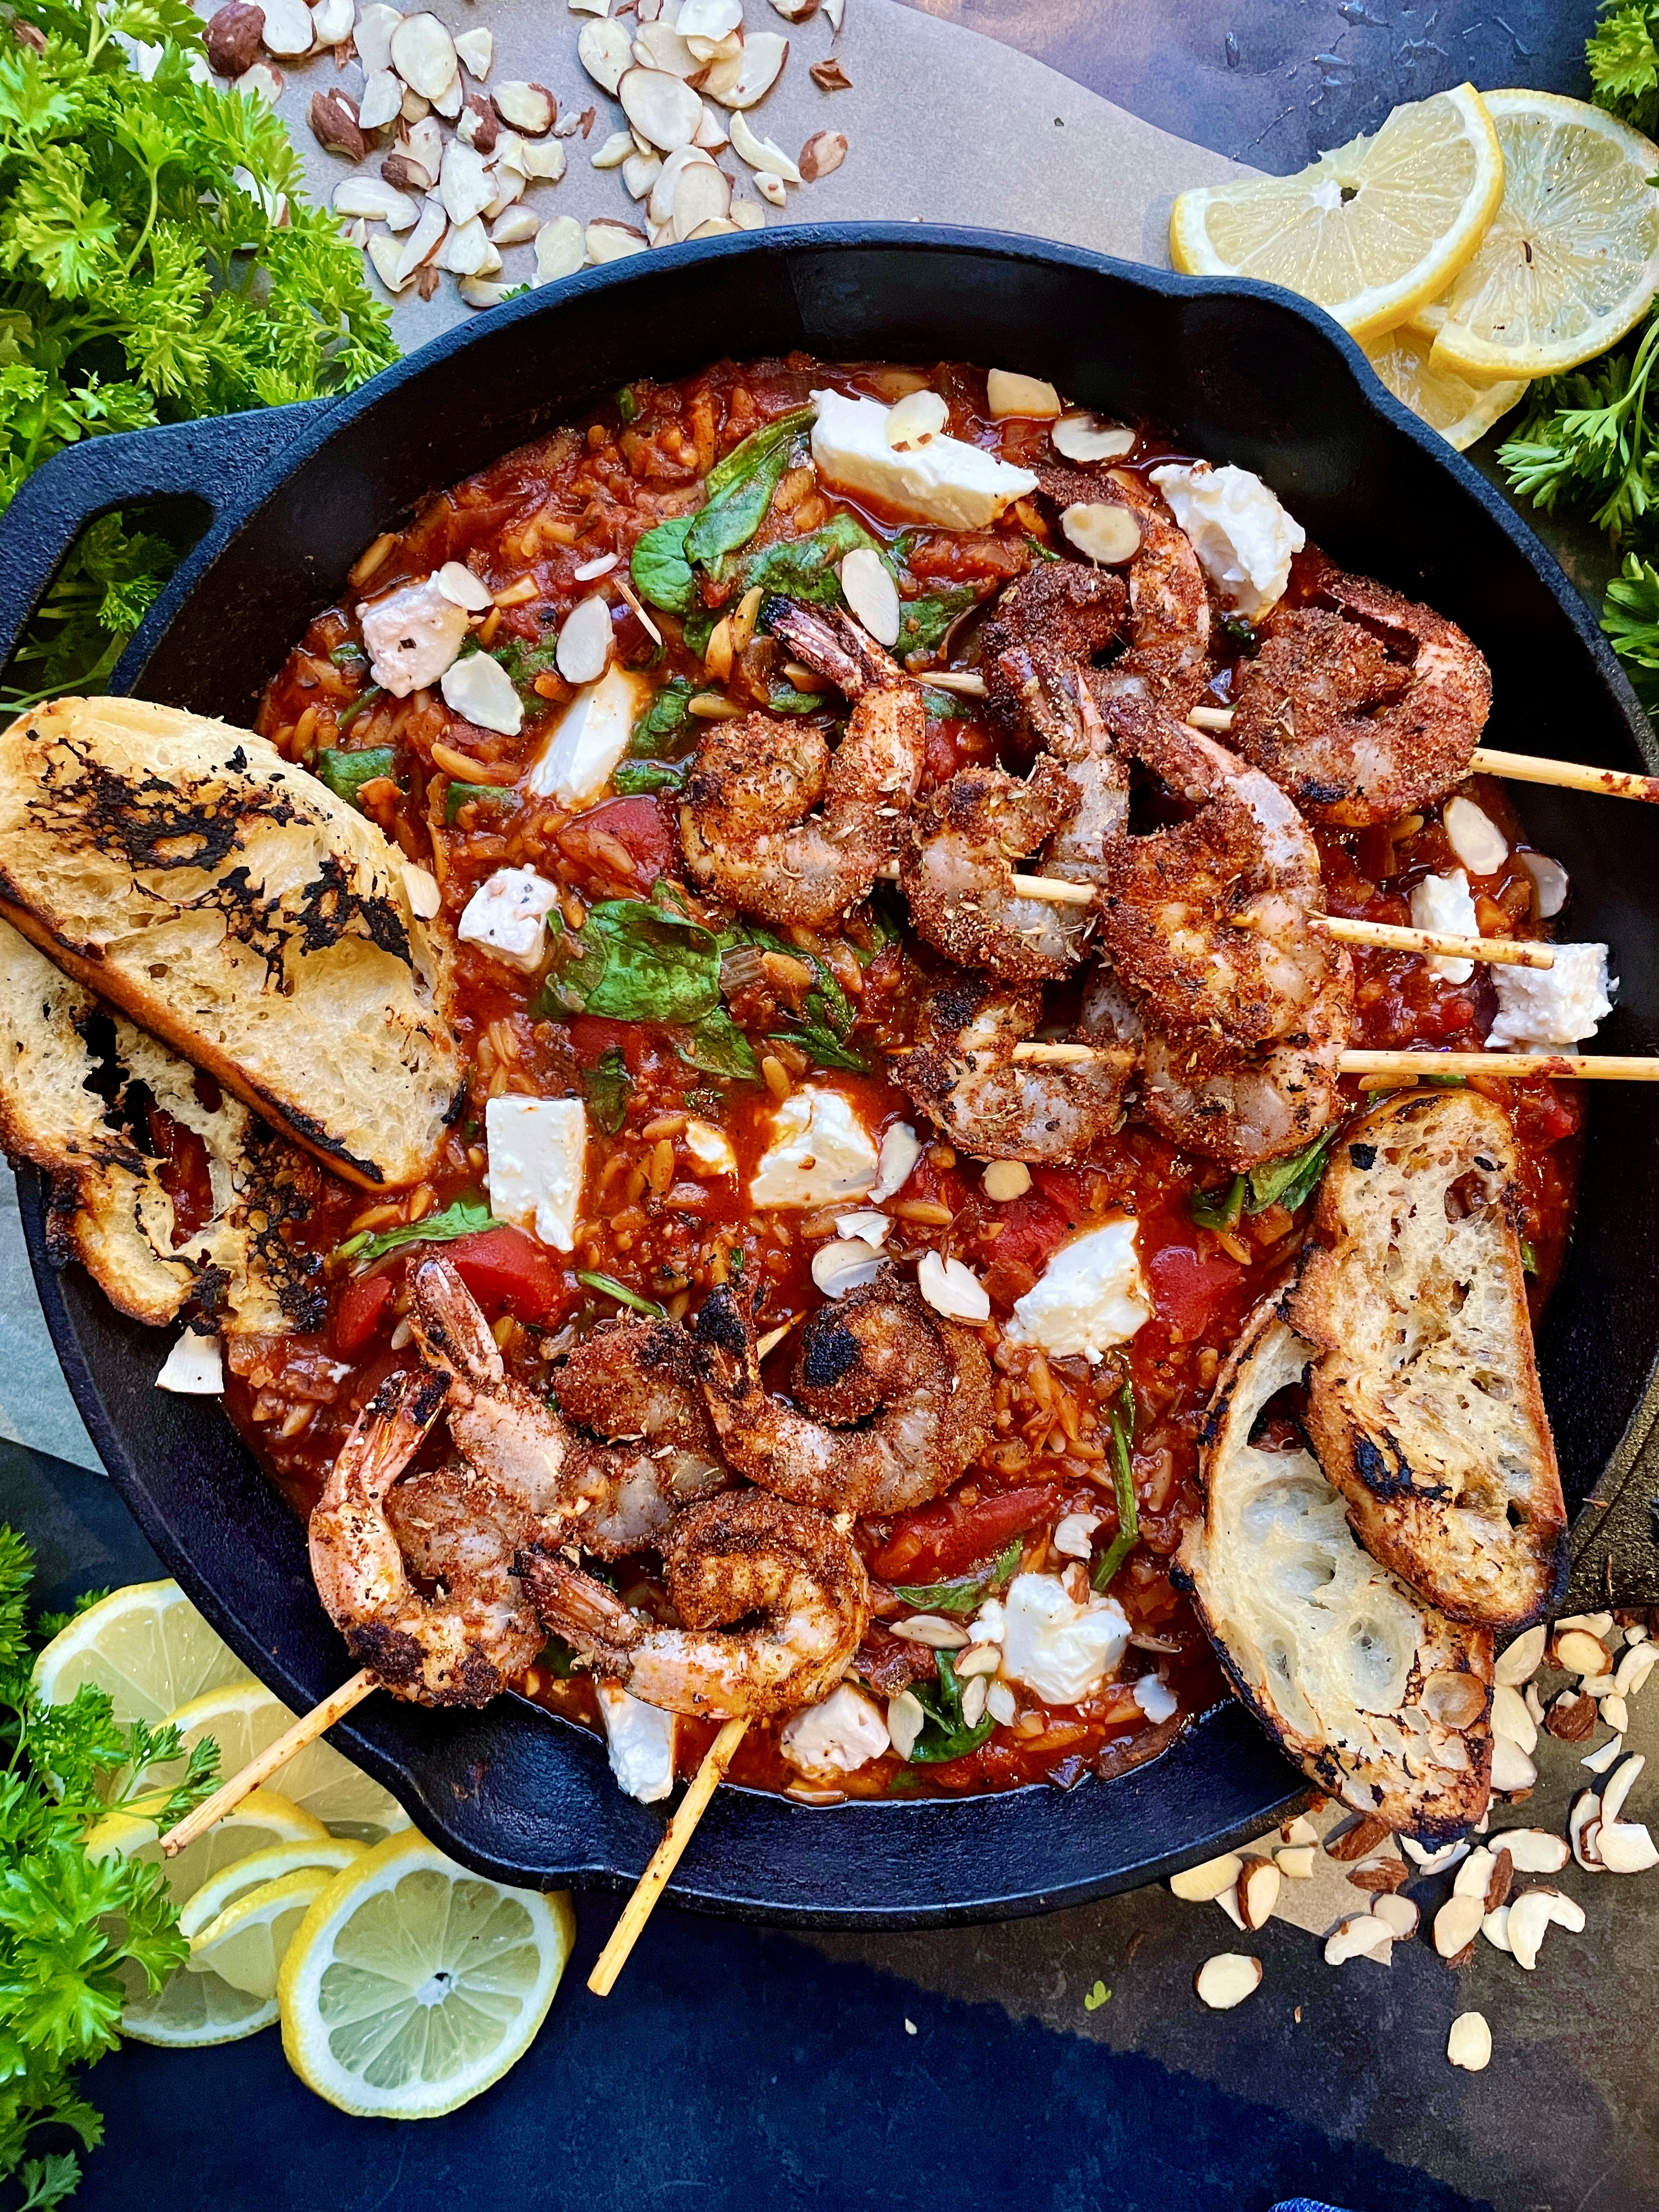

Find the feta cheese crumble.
[
  {"left": 458, "top": 866, "right": 560, "bottom": 971},
  {"left": 526, "top": 663, "right": 650, "bottom": 804},
  {"left": 780, "top": 1684, "right": 889, "bottom": 1776},
  {"left": 156, "top": 1331, "right": 223, "bottom": 1394},
  {"left": 595, "top": 1683, "right": 676, "bottom": 1803},
  {"left": 357, "top": 572, "right": 470, "bottom": 696},
  {"left": 486, "top": 1094, "right": 586, "bottom": 1251},
  {"left": 684, "top": 1119, "right": 738, "bottom": 1177},
  {"left": 1132, "top": 1674, "right": 1179, "bottom": 1724},
  {"left": 999, "top": 1573, "right": 1130, "bottom": 1706},
  {"left": 748, "top": 1086, "right": 878, "bottom": 1210},
  {"left": 1149, "top": 462, "right": 1305, "bottom": 619},
  {"left": 1006, "top": 1220, "right": 1150, "bottom": 1363},
  {"left": 1408, "top": 868, "right": 1480, "bottom": 982},
  {"left": 1487, "top": 943, "right": 1615, "bottom": 1051},
  {"left": 810, "top": 388, "right": 1038, "bottom": 531}
]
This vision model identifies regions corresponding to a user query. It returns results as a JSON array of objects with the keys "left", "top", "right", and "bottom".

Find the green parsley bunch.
[{"left": 0, "top": 0, "right": 396, "bottom": 708}]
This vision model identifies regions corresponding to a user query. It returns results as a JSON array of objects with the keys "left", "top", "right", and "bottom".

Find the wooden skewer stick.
[
  {"left": 588, "top": 1714, "right": 751, "bottom": 1997},
  {"left": 161, "top": 1666, "right": 379, "bottom": 1855},
  {"left": 1007, "top": 1039, "right": 1659, "bottom": 1081}
]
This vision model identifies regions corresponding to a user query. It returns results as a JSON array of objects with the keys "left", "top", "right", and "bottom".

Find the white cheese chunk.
[
  {"left": 1149, "top": 462, "right": 1305, "bottom": 619},
  {"left": 1133, "top": 1674, "right": 1179, "bottom": 1724},
  {"left": 780, "top": 1684, "right": 889, "bottom": 1776},
  {"left": 486, "top": 1094, "right": 586, "bottom": 1251},
  {"left": 357, "top": 572, "right": 471, "bottom": 696},
  {"left": 683, "top": 1119, "right": 737, "bottom": 1176},
  {"left": 970, "top": 1596, "right": 1006, "bottom": 1645},
  {"left": 748, "top": 1086, "right": 878, "bottom": 1210},
  {"left": 156, "top": 1332, "right": 223, "bottom": 1394},
  {"left": 526, "top": 663, "right": 651, "bottom": 804},
  {"left": 595, "top": 1682, "right": 676, "bottom": 1803},
  {"left": 1006, "top": 1219, "right": 1150, "bottom": 1363},
  {"left": 1408, "top": 868, "right": 1480, "bottom": 982},
  {"left": 810, "top": 387, "right": 1037, "bottom": 530},
  {"left": 1487, "top": 943, "right": 1615, "bottom": 1051},
  {"left": 457, "top": 866, "right": 560, "bottom": 971},
  {"left": 1443, "top": 795, "right": 1508, "bottom": 876},
  {"left": 870, "top": 1120, "right": 921, "bottom": 1202},
  {"left": 999, "top": 1573, "right": 1130, "bottom": 1706}
]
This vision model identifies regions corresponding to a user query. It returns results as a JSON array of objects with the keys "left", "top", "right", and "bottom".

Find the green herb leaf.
[
  {"left": 896, "top": 583, "right": 981, "bottom": 659},
  {"left": 1083, "top": 1981, "right": 1111, "bottom": 2012},
  {"left": 316, "top": 746, "right": 397, "bottom": 811},
  {"left": 332, "top": 686, "right": 383, "bottom": 738},
  {"left": 616, "top": 385, "right": 639, "bottom": 424},
  {"left": 765, "top": 684, "right": 829, "bottom": 715},
  {"left": 563, "top": 894, "right": 724, "bottom": 1025},
  {"left": 1189, "top": 1175, "right": 1244, "bottom": 1233},
  {"left": 1519, "top": 1236, "right": 1538, "bottom": 1275},
  {"left": 335, "top": 1194, "right": 492, "bottom": 1268},
  {"left": 630, "top": 515, "right": 698, "bottom": 616},
  {"left": 891, "top": 1539, "right": 1022, "bottom": 1616},
  {"left": 576, "top": 1271, "right": 666, "bottom": 1320},
  {"left": 1092, "top": 1382, "right": 1139, "bottom": 1592},
  {"left": 680, "top": 1006, "right": 759, "bottom": 1080},
  {"left": 444, "top": 779, "right": 521, "bottom": 824},
  {"left": 535, "top": 1633, "right": 580, "bottom": 1678},
  {"left": 584, "top": 1046, "right": 630, "bottom": 1135},
  {"left": 628, "top": 674, "right": 697, "bottom": 757},
  {"left": 702, "top": 405, "right": 815, "bottom": 499},
  {"left": 906, "top": 1651, "right": 995, "bottom": 1764},
  {"left": 1588, "top": 0, "right": 1659, "bottom": 131},
  {"left": 613, "top": 758, "right": 689, "bottom": 796},
  {"left": 768, "top": 1009, "right": 867, "bottom": 1073},
  {"left": 921, "top": 686, "right": 972, "bottom": 720},
  {"left": 743, "top": 514, "right": 882, "bottom": 603},
  {"left": 1245, "top": 1128, "right": 1338, "bottom": 1216},
  {"left": 681, "top": 608, "right": 716, "bottom": 659}
]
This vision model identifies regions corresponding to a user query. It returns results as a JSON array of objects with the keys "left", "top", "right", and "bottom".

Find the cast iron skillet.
[{"left": 3, "top": 226, "right": 1656, "bottom": 1926}]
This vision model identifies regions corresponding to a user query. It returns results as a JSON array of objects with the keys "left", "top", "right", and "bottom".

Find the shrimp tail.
[
  {"left": 410, "top": 1254, "right": 504, "bottom": 1386},
  {"left": 761, "top": 596, "right": 896, "bottom": 696},
  {"left": 516, "top": 1548, "right": 644, "bottom": 1667}
]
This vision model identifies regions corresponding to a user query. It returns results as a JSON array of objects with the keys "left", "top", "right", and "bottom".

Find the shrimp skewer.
[{"left": 898, "top": 973, "right": 1133, "bottom": 1160}]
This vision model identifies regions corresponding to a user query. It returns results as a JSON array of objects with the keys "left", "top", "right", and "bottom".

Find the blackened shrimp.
[
  {"left": 1228, "top": 571, "right": 1491, "bottom": 826},
  {"left": 516, "top": 1489, "right": 870, "bottom": 1719},
  {"left": 1036, "top": 465, "right": 1212, "bottom": 710},
  {"left": 309, "top": 1365, "right": 544, "bottom": 1707},
  {"left": 1136, "top": 1014, "right": 1348, "bottom": 1173},
  {"left": 981, "top": 561, "right": 1127, "bottom": 752},
  {"left": 1094, "top": 696, "right": 1351, "bottom": 1051},
  {"left": 677, "top": 600, "right": 924, "bottom": 927},
  {"left": 899, "top": 973, "right": 1133, "bottom": 1161},
  {"left": 693, "top": 1269, "right": 994, "bottom": 1514},
  {"left": 898, "top": 758, "right": 1094, "bottom": 980},
  {"left": 554, "top": 1314, "right": 730, "bottom": 1533}
]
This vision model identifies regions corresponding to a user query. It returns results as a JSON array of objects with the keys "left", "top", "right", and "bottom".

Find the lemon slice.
[
  {"left": 1170, "top": 84, "right": 1504, "bottom": 340},
  {"left": 32, "top": 1578, "right": 247, "bottom": 1725},
  {"left": 280, "top": 1832, "right": 575, "bottom": 2118},
  {"left": 190, "top": 1868, "right": 336, "bottom": 1999},
  {"left": 1429, "top": 91, "right": 1659, "bottom": 379},
  {"left": 86, "top": 1787, "right": 329, "bottom": 2047},
  {"left": 178, "top": 1837, "right": 367, "bottom": 1942},
  {"left": 130, "top": 1681, "right": 412, "bottom": 1842},
  {"left": 1361, "top": 325, "right": 1527, "bottom": 450}
]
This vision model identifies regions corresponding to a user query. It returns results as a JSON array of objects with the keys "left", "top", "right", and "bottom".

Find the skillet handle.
[{"left": 0, "top": 402, "right": 328, "bottom": 684}]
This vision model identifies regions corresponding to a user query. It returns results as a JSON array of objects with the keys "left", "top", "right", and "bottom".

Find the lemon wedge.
[
  {"left": 1361, "top": 324, "right": 1528, "bottom": 450},
  {"left": 1428, "top": 90, "right": 1659, "bottom": 380},
  {"left": 32, "top": 1578, "right": 247, "bottom": 1725},
  {"left": 1170, "top": 84, "right": 1504, "bottom": 340},
  {"left": 127, "top": 1680, "right": 411, "bottom": 1842},
  {"left": 178, "top": 1837, "right": 367, "bottom": 1943},
  {"left": 279, "top": 1832, "right": 575, "bottom": 2118},
  {"left": 190, "top": 1868, "right": 336, "bottom": 1999}
]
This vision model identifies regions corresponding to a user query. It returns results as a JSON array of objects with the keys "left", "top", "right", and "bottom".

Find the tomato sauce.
[{"left": 241, "top": 354, "right": 1583, "bottom": 1804}]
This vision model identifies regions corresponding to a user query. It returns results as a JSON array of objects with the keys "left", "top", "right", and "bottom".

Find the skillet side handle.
[{"left": 0, "top": 402, "right": 328, "bottom": 683}]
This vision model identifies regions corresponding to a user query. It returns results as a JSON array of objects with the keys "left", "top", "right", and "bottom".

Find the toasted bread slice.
[
  {"left": 0, "top": 697, "right": 461, "bottom": 1188},
  {"left": 1287, "top": 1088, "right": 1566, "bottom": 1632},
  {"left": 1176, "top": 1298, "right": 1492, "bottom": 1839},
  {"left": 0, "top": 917, "right": 325, "bottom": 1333}
]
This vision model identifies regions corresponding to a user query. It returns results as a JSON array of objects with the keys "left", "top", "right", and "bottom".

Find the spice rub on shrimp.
[
  {"left": 693, "top": 1268, "right": 994, "bottom": 1514},
  {"left": 517, "top": 1489, "right": 870, "bottom": 1719},
  {"left": 981, "top": 561, "right": 1127, "bottom": 752},
  {"left": 677, "top": 600, "right": 924, "bottom": 928},
  {"left": 899, "top": 758, "right": 1093, "bottom": 980},
  {"left": 310, "top": 1366, "right": 545, "bottom": 1707},
  {"left": 1036, "top": 466, "right": 1212, "bottom": 710},
  {"left": 1228, "top": 571, "right": 1492, "bottom": 826},
  {"left": 899, "top": 973, "right": 1133, "bottom": 1161}
]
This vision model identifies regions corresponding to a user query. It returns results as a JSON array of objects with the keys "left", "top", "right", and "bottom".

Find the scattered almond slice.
[
  {"left": 1482, "top": 1903, "right": 1511, "bottom": 1951},
  {"left": 1452, "top": 1847, "right": 1495, "bottom": 1900},
  {"left": 334, "top": 176, "right": 421, "bottom": 229},
  {"left": 694, "top": 105, "right": 730, "bottom": 151},
  {"left": 635, "top": 20, "right": 701, "bottom": 75},
  {"left": 672, "top": 156, "right": 732, "bottom": 240},
  {"left": 1061, "top": 503, "right": 1142, "bottom": 566},
  {"left": 579, "top": 16, "right": 635, "bottom": 94},
  {"left": 729, "top": 110, "right": 800, "bottom": 182},
  {"left": 1447, "top": 2011, "right": 1491, "bottom": 2072},
  {"left": 619, "top": 66, "right": 703, "bottom": 151},
  {"left": 755, "top": 172, "right": 787, "bottom": 208},
  {"left": 236, "top": 61, "right": 285, "bottom": 103},
  {"left": 437, "top": 563, "right": 493, "bottom": 612},
  {"left": 1051, "top": 412, "right": 1137, "bottom": 464},
  {"left": 1602, "top": 1751, "right": 1645, "bottom": 1825},
  {"left": 1494, "top": 1624, "right": 1548, "bottom": 1686},
  {"left": 798, "top": 126, "right": 847, "bottom": 179},
  {"left": 1281, "top": 1815, "right": 1320, "bottom": 1848},
  {"left": 1213, "top": 1882, "right": 1246, "bottom": 1933},
  {"left": 1615, "top": 1643, "right": 1657, "bottom": 1697},
  {"left": 556, "top": 594, "right": 616, "bottom": 684},
  {"left": 1556, "top": 1629, "right": 1611, "bottom": 1677},
  {"left": 311, "top": 0, "right": 353, "bottom": 49},
  {"left": 441, "top": 650, "right": 523, "bottom": 735},
  {"left": 706, "top": 31, "right": 789, "bottom": 107},
  {"left": 592, "top": 128, "right": 635, "bottom": 169},
  {"left": 487, "top": 205, "right": 537, "bottom": 247},
  {"left": 1598, "top": 1820, "right": 1659, "bottom": 1872},
  {"left": 1569, "top": 1791, "right": 1605, "bottom": 1871},
  {"left": 887, "top": 390, "right": 948, "bottom": 449},
  {"left": 355, "top": 2, "right": 402, "bottom": 74},
  {"left": 1195, "top": 1954, "right": 1262, "bottom": 2010},
  {"left": 1274, "top": 1845, "right": 1317, "bottom": 1880},
  {"left": 365, "top": 231, "right": 413, "bottom": 292},
  {"left": 258, "top": 0, "right": 314, "bottom": 58},
  {"left": 494, "top": 81, "right": 556, "bottom": 134},
  {"left": 1432, "top": 1893, "right": 1484, "bottom": 1960},
  {"left": 1325, "top": 1915, "right": 1392, "bottom": 1966},
  {"left": 435, "top": 216, "right": 494, "bottom": 276},
  {"left": 622, "top": 151, "right": 662, "bottom": 199},
  {"left": 1491, "top": 1683, "right": 1537, "bottom": 1754},
  {"left": 986, "top": 370, "right": 1062, "bottom": 420},
  {"left": 431, "top": 74, "right": 463, "bottom": 120},
  {"left": 390, "top": 12, "right": 458, "bottom": 101},
  {"left": 650, "top": 147, "right": 718, "bottom": 227},
  {"left": 1492, "top": 1829, "right": 1569, "bottom": 1875},
  {"left": 1583, "top": 1733, "right": 1625, "bottom": 1775},
  {"left": 535, "top": 215, "right": 586, "bottom": 285},
  {"left": 1369, "top": 1892, "right": 1419, "bottom": 1942},
  {"left": 454, "top": 26, "right": 492, "bottom": 78},
  {"left": 678, "top": 0, "right": 744, "bottom": 37},
  {"left": 839, "top": 546, "right": 901, "bottom": 646},
  {"left": 584, "top": 217, "right": 649, "bottom": 264},
  {"left": 1169, "top": 1852, "right": 1243, "bottom": 1903},
  {"left": 1400, "top": 1835, "right": 1469, "bottom": 1873},
  {"left": 1236, "top": 1855, "right": 1280, "bottom": 1931},
  {"left": 438, "top": 140, "right": 495, "bottom": 225},
  {"left": 1491, "top": 1736, "right": 1537, "bottom": 1793},
  {"left": 916, "top": 1250, "right": 990, "bottom": 1324},
  {"left": 521, "top": 139, "right": 567, "bottom": 181}
]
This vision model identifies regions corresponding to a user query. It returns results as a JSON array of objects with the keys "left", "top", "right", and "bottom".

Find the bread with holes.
[
  {"left": 1176, "top": 1296, "right": 1493, "bottom": 1838},
  {"left": 0, "top": 696, "right": 461, "bottom": 1188},
  {"left": 1286, "top": 1088, "right": 1566, "bottom": 1632}
]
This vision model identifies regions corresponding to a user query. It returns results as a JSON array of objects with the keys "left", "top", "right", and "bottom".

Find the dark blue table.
[{"left": 12, "top": 6, "right": 1648, "bottom": 2205}]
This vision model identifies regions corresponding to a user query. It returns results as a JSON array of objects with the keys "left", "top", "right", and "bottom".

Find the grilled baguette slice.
[
  {"left": 0, "top": 697, "right": 461, "bottom": 1189},
  {"left": 1287, "top": 1088, "right": 1565, "bottom": 1632},
  {"left": 0, "top": 917, "right": 322, "bottom": 1332},
  {"left": 1176, "top": 1298, "right": 1492, "bottom": 1839}
]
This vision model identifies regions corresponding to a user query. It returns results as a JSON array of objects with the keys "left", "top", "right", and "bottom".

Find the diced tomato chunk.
[
  {"left": 1513, "top": 1080, "right": 1582, "bottom": 1148},
  {"left": 331, "top": 1268, "right": 397, "bottom": 1358},
  {"left": 557, "top": 796, "right": 674, "bottom": 886},
  {"left": 1146, "top": 1243, "right": 1246, "bottom": 1340},
  {"left": 979, "top": 1188, "right": 1074, "bottom": 1310},
  {"left": 566, "top": 1015, "right": 645, "bottom": 1073},
  {"left": 871, "top": 1485, "right": 1060, "bottom": 1585},
  {"left": 445, "top": 1226, "right": 567, "bottom": 1323}
]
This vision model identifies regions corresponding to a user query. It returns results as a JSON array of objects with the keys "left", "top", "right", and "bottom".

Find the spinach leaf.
[
  {"left": 682, "top": 608, "right": 716, "bottom": 659},
  {"left": 897, "top": 584, "right": 981, "bottom": 658},
  {"left": 330, "top": 642, "right": 368, "bottom": 668},
  {"left": 335, "top": 1195, "right": 493, "bottom": 1267},
  {"left": 614, "top": 758, "right": 689, "bottom": 795},
  {"left": 445, "top": 780, "right": 521, "bottom": 825},
  {"left": 685, "top": 408, "right": 815, "bottom": 573},
  {"left": 921, "top": 686, "right": 973, "bottom": 721},
  {"left": 630, "top": 515, "right": 698, "bottom": 616},
  {"left": 703, "top": 407, "right": 816, "bottom": 499},
  {"left": 584, "top": 1046, "right": 630, "bottom": 1135},
  {"left": 891, "top": 1539, "right": 1022, "bottom": 1616},
  {"left": 492, "top": 627, "right": 562, "bottom": 702},
  {"left": 770, "top": 1009, "right": 867, "bottom": 1074},
  {"left": 744, "top": 514, "right": 882, "bottom": 604},
  {"left": 536, "top": 1633, "right": 580, "bottom": 1677},
  {"left": 577, "top": 1271, "right": 667, "bottom": 1320},
  {"left": 766, "top": 684, "right": 829, "bottom": 715},
  {"left": 680, "top": 1007, "right": 759, "bottom": 1080},
  {"left": 735, "top": 922, "right": 867, "bottom": 1071},
  {"left": 1245, "top": 1128, "right": 1338, "bottom": 1216},
  {"left": 562, "top": 892, "right": 724, "bottom": 1024},
  {"left": 317, "top": 746, "right": 396, "bottom": 811},
  {"left": 1091, "top": 1383, "right": 1138, "bottom": 1592},
  {"left": 907, "top": 1652, "right": 995, "bottom": 1763},
  {"left": 629, "top": 674, "right": 697, "bottom": 757}
]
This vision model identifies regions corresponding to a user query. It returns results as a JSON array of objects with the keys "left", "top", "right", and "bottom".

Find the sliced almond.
[
  {"left": 435, "top": 215, "right": 492, "bottom": 275},
  {"left": 235, "top": 60, "right": 285, "bottom": 103},
  {"left": 334, "top": 174, "right": 421, "bottom": 227},
  {"left": 1274, "top": 1845, "right": 1317, "bottom": 1880},
  {"left": 438, "top": 139, "right": 494, "bottom": 225},
  {"left": 389, "top": 12, "right": 457, "bottom": 99},
  {"left": 1582, "top": 1732, "right": 1625, "bottom": 1775},
  {"left": 391, "top": 198, "right": 446, "bottom": 285},
  {"left": 619, "top": 66, "right": 703, "bottom": 151},
  {"left": 453, "top": 25, "right": 492, "bottom": 77},
  {"left": 456, "top": 95, "right": 497, "bottom": 153},
  {"left": 706, "top": 30, "right": 789, "bottom": 106},
  {"left": 1482, "top": 1903, "right": 1511, "bottom": 1951},
  {"left": 1494, "top": 1623, "right": 1548, "bottom": 1686},
  {"left": 839, "top": 547, "right": 900, "bottom": 648},
  {"left": 1491, "top": 1682, "right": 1537, "bottom": 1754},
  {"left": 1615, "top": 1643, "right": 1658, "bottom": 1697},
  {"left": 400, "top": 87, "right": 430, "bottom": 123},
  {"left": 1194, "top": 1954, "right": 1261, "bottom": 2010},
  {"left": 578, "top": 15, "right": 634, "bottom": 93},
  {"left": 1452, "top": 1847, "right": 1495, "bottom": 1900},
  {"left": 584, "top": 217, "right": 649, "bottom": 265},
  {"left": 986, "top": 369, "right": 1062, "bottom": 420},
  {"left": 730, "top": 199, "right": 766, "bottom": 229},
  {"left": 1345, "top": 1855, "right": 1408, "bottom": 1894},
  {"left": 810, "top": 55, "right": 850, "bottom": 89},
  {"left": 1369, "top": 1892, "right": 1419, "bottom": 1942},
  {"left": 824, "top": 0, "right": 844, "bottom": 28},
  {"left": 1547, "top": 1689, "right": 1596, "bottom": 1742},
  {"left": 729, "top": 109, "right": 800, "bottom": 181},
  {"left": 671, "top": 155, "right": 731, "bottom": 240},
  {"left": 1169, "top": 1852, "right": 1243, "bottom": 1903},
  {"left": 1568, "top": 1790, "right": 1605, "bottom": 1871},
  {"left": 1235, "top": 1855, "right": 1280, "bottom": 1932},
  {"left": 1447, "top": 2011, "right": 1491, "bottom": 2072},
  {"left": 1556, "top": 1628, "right": 1611, "bottom": 1678},
  {"left": 1505, "top": 1886, "right": 1557, "bottom": 1971},
  {"left": 355, "top": 2, "right": 403, "bottom": 73},
  {"left": 693, "top": 103, "right": 730, "bottom": 151},
  {"left": 437, "top": 562, "right": 493, "bottom": 612},
  {"left": 431, "top": 69, "right": 461, "bottom": 119},
  {"left": 1599, "top": 1818, "right": 1658, "bottom": 1872},
  {"left": 490, "top": 204, "right": 540, "bottom": 246},
  {"left": 798, "top": 126, "right": 847, "bottom": 179},
  {"left": 534, "top": 215, "right": 586, "bottom": 285},
  {"left": 649, "top": 146, "right": 716, "bottom": 226},
  {"left": 1061, "top": 502, "right": 1141, "bottom": 567},
  {"left": 591, "top": 128, "right": 635, "bottom": 169},
  {"left": 520, "top": 138, "right": 567, "bottom": 180},
  {"left": 1601, "top": 1750, "right": 1645, "bottom": 1826},
  {"left": 487, "top": 81, "right": 551, "bottom": 137},
  {"left": 1325, "top": 1812, "right": 1393, "bottom": 1862},
  {"left": 1281, "top": 1814, "right": 1320, "bottom": 1848},
  {"left": 755, "top": 171, "right": 787, "bottom": 208},
  {"left": 1492, "top": 1828, "right": 1568, "bottom": 1875},
  {"left": 1557, "top": 1611, "right": 1615, "bottom": 1635},
  {"left": 1491, "top": 1736, "right": 1537, "bottom": 1793},
  {"left": 1212, "top": 1881, "right": 1245, "bottom": 1933},
  {"left": 556, "top": 595, "right": 616, "bottom": 685},
  {"left": 1525, "top": 1682, "right": 1547, "bottom": 1726},
  {"left": 678, "top": 0, "right": 743, "bottom": 34},
  {"left": 686, "top": 215, "right": 740, "bottom": 240},
  {"left": 1324, "top": 1915, "right": 1392, "bottom": 1966},
  {"left": 634, "top": 19, "right": 701, "bottom": 75},
  {"left": 441, "top": 649, "right": 523, "bottom": 735},
  {"left": 311, "top": 0, "right": 353, "bottom": 47},
  {"left": 365, "top": 230, "right": 412, "bottom": 292},
  {"left": 886, "top": 389, "right": 947, "bottom": 450},
  {"left": 1051, "top": 412, "right": 1137, "bottom": 464},
  {"left": 1432, "top": 1893, "right": 1485, "bottom": 1960},
  {"left": 482, "top": 167, "right": 525, "bottom": 219},
  {"left": 1486, "top": 1846, "right": 1514, "bottom": 1915},
  {"left": 1602, "top": 1692, "right": 1631, "bottom": 1734},
  {"left": 623, "top": 150, "right": 663, "bottom": 199},
  {"left": 257, "top": 0, "right": 314, "bottom": 58}
]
